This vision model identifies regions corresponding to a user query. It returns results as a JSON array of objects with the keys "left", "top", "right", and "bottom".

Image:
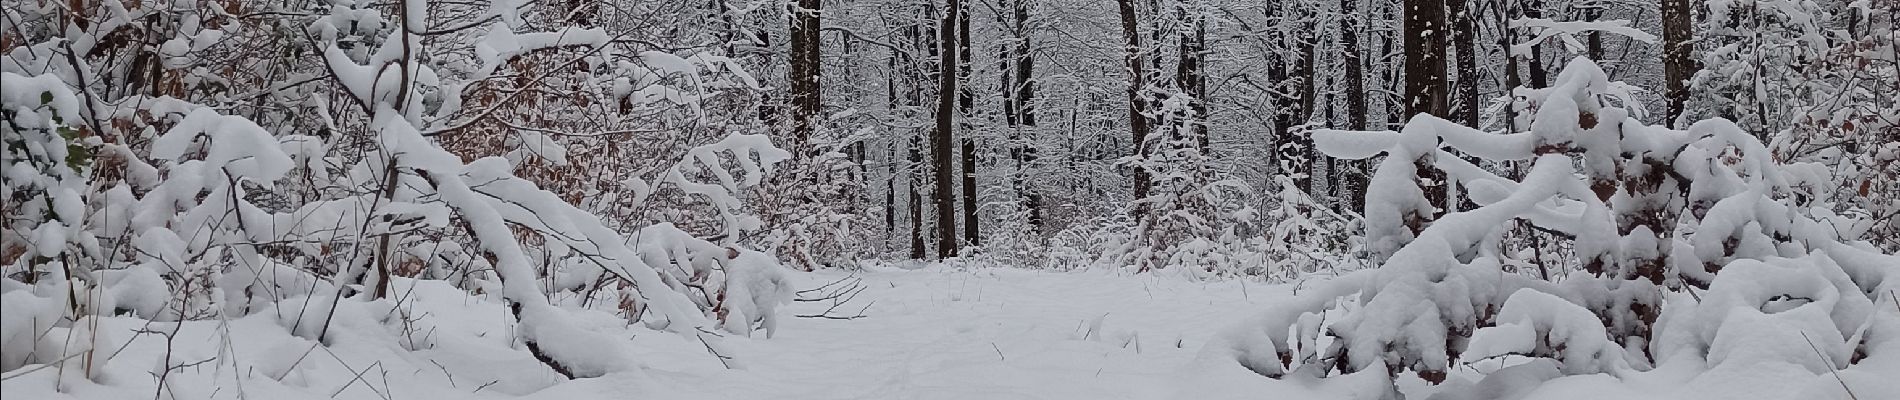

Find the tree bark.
[
  {"left": 910, "top": 4, "right": 934, "bottom": 260},
  {"left": 910, "top": 136, "right": 927, "bottom": 259},
  {"left": 885, "top": 55, "right": 899, "bottom": 242},
  {"left": 1176, "top": 4, "right": 1209, "bottom": 148},
  {"left": 1525, "top": 0, "right": 1548, "bottom": 88},
  {"left": 1451, "top": 0, "right": 1480, "bottom": 126},
  {"left": 1500, "top": 0, "right": 1523, "bottom": 130},
  {"left": 1007, "top": 0, "right": 1042, "bottom": 231},
  {"left": 1662, "top": 0, "right": 1694, "bottom": 127},
  {"left": 1342, "top": 0, "right": 1367, "bottom": 131},
  {"left": 1296, "top": 10, "right": 1320, "bottom": 194},
  {"left": 957, "top": 3, "right": 979, "bottom": 249},
  {"left": 787, "top": 0, "right": 822, "bottom": 147},
  {"left": 1404, "top": 0, "right": 1449, "bottom": 119},
  {"left": 933, "top": 0, "right": 962, "bottom": 259},
  {"left": 1404, "top": 0, "right": 1450, "bottom": 219},
  {"left": 1117, "top": 0, "right": 1152, "bottom": 218}
]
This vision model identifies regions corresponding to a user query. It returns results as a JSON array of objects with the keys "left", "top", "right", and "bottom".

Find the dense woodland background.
[
  {"left": 2, "top": 0, "right": 1898, "bottom": 396},
  {"left": 7, "top": 0, "right": 1896, "bottom": 271}
]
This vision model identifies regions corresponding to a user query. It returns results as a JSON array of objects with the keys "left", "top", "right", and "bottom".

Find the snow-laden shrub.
[
  {"left": 2, "top": 0, "right": 797, "bottom": 385},
  {"left": 1202, "top": 57, "right": 1900, "bottom": 396},
  {"left": 1122, "top": 92, "right": 1285, "bottom": 278},
  {"left": 750, "top": 141, "right": 871, "bottom": 271},
  {"left": 1256, "top": 176, "right": 1367, "bottom": 280},
  {"left": 1047, "top": 173, "right": 1360, "bottom": 281},
  {"left": 1045, "top": 214, "right": 1136, "bottom": 271},
  {"left": 1, "top": 73, "right": 98, "bottom": 377}
]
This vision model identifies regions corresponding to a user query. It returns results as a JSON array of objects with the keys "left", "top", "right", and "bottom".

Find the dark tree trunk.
[
  {"left": 1583, "top": 7, "right": 1604, "bottom": 60},
  {"left": 1268, "top": 4, "right": 1305, "bottom": 190},
  {"left": 1176, "top": 4, "right": 1209, "bottom": 148},
  {"left": 1117, "top": 0, "right": 1152, "bottom": 218},
  {"left": 1662, "top": 0, "right": 1695, "bottom": 127},
  {"left": 1007, "top": 0, "right": 1043, "bottom": 231},
  {"left": 1342, "top": 0, "right": 1368, "bottom": 131},
  {"left": 910, "top": 136, "right": 927, "bottom": 259},
  {"left": 957, "top": 3, "right": 979, "bottom": 249},
  {"left": 787, "top": 0, "right": 822, "bottom": 147},
  {"left": 1404, "top": 0, "right": 1449, "bottom": 119},
  {"left": 1452, "top": 0, "right": 1480, "bottom": 126},
  {"left": 1341, "top": 0, "right": 1369, "bottom": 212},
  {"left": 911, "top": 4, "right": 935, "bottom": 260},
  {"left": 1525, "top": 0, "right": 1548, "bottom": 88},
  {"left": 933, "top": 0, "right": 962, "bottom": 259},
  {"left": 885, "top": 54, "right": 900, "bottom": 242},
  {"left": 1404, "top": 0, "right": 1449, "bottom": 218},
  {"left": 1296, "top": 12, "right": 1320, "bottom": 194},
  {"left": 1500, "top": 0, "right": 1523, "bottom": 131}
]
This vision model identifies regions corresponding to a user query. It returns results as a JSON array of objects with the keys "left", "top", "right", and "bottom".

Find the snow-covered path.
[{"left": 532, "top": 266, "right": 1289, "bottom": 400}]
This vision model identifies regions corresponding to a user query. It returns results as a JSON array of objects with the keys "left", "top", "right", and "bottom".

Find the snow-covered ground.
[
  {"left": 583, "top": 265, "right": 1282, "bottom": 400},
  {"left": 1, "top": 265, "right": 1279, "bottom": 400},
  {"left": 5, "top": 265, "right": 1892, "bottom": 400}
]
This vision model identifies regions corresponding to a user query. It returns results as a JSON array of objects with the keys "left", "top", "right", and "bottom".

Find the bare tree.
[
  {"left": 1006, "top": 0, "right": 1043, "bottom": 231},
  {"left": 958, "top": 2, "right": 980, "bottom": 248},
  {"left": 1662, "top": 0, "right": 1695, "bottom": 127},
  {"left": 1403, "top": 0, "right": 1449, "bottom": 118},
  {"left": 789, "top": 0, "right": 823, "bottom": 146},
  {"left": 1451, "top": 0, "right": 1480, "bottom": 126},
  {"left": 1404, "top": 0, "right": 1450, "bottom": 218},
  {"left": 933, "top": 0, "right": 964, "bottom": 259},
  {"left": 1340, "top": 0, "right": 1370, "bottom": 211},
  {"left": 1119, "top": 0, "right": 1153, "bottom": 219}
]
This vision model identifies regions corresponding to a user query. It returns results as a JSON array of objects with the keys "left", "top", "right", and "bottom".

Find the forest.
[{"left": 2, "top": 0, "right": 1897, "bottom": 399}]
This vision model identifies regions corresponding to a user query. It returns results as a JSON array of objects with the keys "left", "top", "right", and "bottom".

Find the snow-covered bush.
[
  {"left": 1123, "top": 93, "right": 1259, "bottom": 276},
  {"left": 751, "top": 140, "right": 872, "bottom": 271},
  {"left": 1202, "top": 57, "right": 1900, "bottom": 396},
  {"left": 1044, "top": 214, "right": 1136, "bottom": 271},
  {"left": 1681, "top": 0, "right": 1900, "bottom": 254},
  {"left": 1683, "top": 0, "right": 1831, "bottom": 133},
  {"left": 1, "top": 0, "right": 797, "bottom": 386},
  {"left": 1257, "top": 176, "right": 1367, "bottom": 280}
]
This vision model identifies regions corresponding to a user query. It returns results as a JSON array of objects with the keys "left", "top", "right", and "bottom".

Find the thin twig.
[
  {"left": 329, "top": 361, "right": 384, "bottom": 398},
  {"left": 1799, "top": 332, "right": 1859, "bottom": 400}
]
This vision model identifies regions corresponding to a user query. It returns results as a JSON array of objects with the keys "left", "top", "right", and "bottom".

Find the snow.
[
  {"left": 0, "top": 265, "right": 1274, "bottom": 400},
  {"left": 3, "top": 263, "right": 1898, "bottom": 400},
  {"left": 5, "top": 4, "right": 1897, "bottom": 399}
]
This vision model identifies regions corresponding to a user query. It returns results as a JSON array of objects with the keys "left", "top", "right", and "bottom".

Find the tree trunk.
[
  {"left": 1662, "top": 0, "right": 1694, "bottom": 127},
  {"left": 1117, "top": 0, "right": 1152, "bottom": 218},
  {"left": 1296, "top": 12, "right": 1320, "bottom": 194},
  {"left": 1500, "top": 0, "right": 1523, "bottom": 131},
  {"left": 1404, "top": 0, "right": 1449, "bottom": 218},
  {"left": 1583, "top": 7, "right": 1604, "bottom": 60},
  {"left": 1452, "top": 0, "right": 1480, "bottom": 126},
  {"left": 910, "top": 136, "right": 927, "bottom": 259},
  {"left": 1177, "top": 4, "right": 1209, "bottom": 148},
  {"left": 885, "top": 54, "right": 900, "bottom": 243},
  {"left": 1009, "top": 0, "right": 1042, "bottom": 232},
  {"left": 933, "top": 0, "right": 962, "bottom": 259},
  {"left": 911, "top": 4, "right": 934, "bottom": 260},
  {"left": 1525, "top": 0, "right": 1548, "bottom": 89},
  {"left": 1341, "top": 0, "right": 1369, "bottom": 212},
  {"left": 1269, "top": 4, "right": 1306, "bottom": 190},
  {"left": 1342, "top": 0, "right": 1367, "bottom": 131},
  {"left": 1404, "top": 0, "right": 1449, "bottom": 119},
  {"left": 957, "top": 3, "right": 979, "bottom": 249},
  {"left": 787, "top": 0, "right": 822, "bottom": 147}
]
